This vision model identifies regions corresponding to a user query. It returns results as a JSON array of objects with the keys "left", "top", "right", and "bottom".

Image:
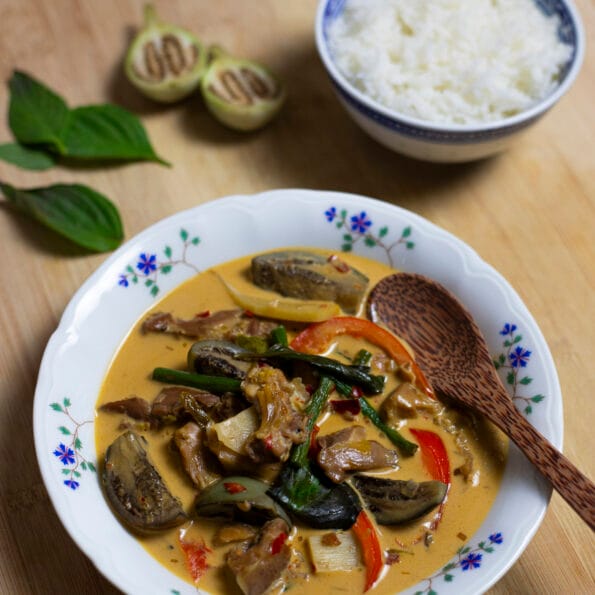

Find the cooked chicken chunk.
[
  {"left": 173, "top": 422, "right": 221, "bottom": 491},
  {"left": 317, "top": 427, "right": 399, "bottom": 483},
  {"left": 241, "top": 365, "right": 308, "bottom": 463},
  {"left": 226, "top": 518, "right": 291, "bottom": 595}
]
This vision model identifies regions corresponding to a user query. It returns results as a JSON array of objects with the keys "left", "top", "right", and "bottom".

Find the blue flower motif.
[
  {"left": 509, "top": 345, "right": 532, "bottom": 368},
  {"left": 325, "top": 207, "right": 337, "bottom": 222},
  {"left": 118, "top": 274, "right": 129, "bottom": 287},
  {"left": 64, "top": 479, "right": 80, "bottom": 490},
  {"left": 489, "top": 532, "right": 503, "bottom": 544},
  {"left": 350, "top": 211, "right": 372, "bottom": 233},
  {"left": 137, "top": 253, "right": 157, "bottom": 275},
  {"left": 461, "top": 552, "right": 482, "bottom": 571},
  {"left": 53, "top": 443, "right": 75, "bottom": 466},
  {"left": 500, "top": 323, "right": 517, "bottom": 336}
]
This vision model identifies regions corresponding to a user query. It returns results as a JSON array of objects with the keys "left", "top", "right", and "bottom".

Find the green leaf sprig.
[
  {"left": 0, "top": 143, "right": 57, "bottom": 171},
  {"left": 0, "top": 70, "right": 172, "bottom": 252},
  {"left": 0, "top": 181, "right": 124, "bottom": 252},
  {"left": 1, "top": 70, "right": 168, "bottom": 169}
]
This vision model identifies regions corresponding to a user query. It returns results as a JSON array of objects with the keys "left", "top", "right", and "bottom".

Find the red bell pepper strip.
[
  {"left": 270, "top": 531, "right": 288, "bottom": 555},
  {"left": 409, "top": 428, "right": 450, "bottom": 528},
  {"left": 290, "top": 316, "right": 434, "bottom": 399},
  {"left": 308, "top": 424, "right": 321, "bottom": 459},
  {"left": 409, "top": 428, "right": 450, "bottom": 485},
  {"left": 352, "top": 510, "right": 384, "bottom": 592},
  {"left": 223, "top": 481, "right": 247, "bottom": 494},
  {"left": 179, "top": 535, "right": 212, "bottom": 583}
]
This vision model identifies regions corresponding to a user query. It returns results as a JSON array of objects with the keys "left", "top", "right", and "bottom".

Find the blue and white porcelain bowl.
[
  {"left": 315, "top": 0, "right": 584, "bottom": 162},
  {"left": 34, "top": 189, "right": 562, "bottom": 594}
]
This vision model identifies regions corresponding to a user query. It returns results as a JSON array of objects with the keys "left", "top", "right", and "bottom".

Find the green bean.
[
  {"left": 332, "top": 373, "right": 417, "bottom": 456},
  {"left": 152, "top": 367, "right": 242, "bottom": 393},
  {"left": 268, "top": 376, "right": 362, "bottom": 529},
  {"left": 353, "top": 349, "right": 373, "bottom": 366},
  {"left": 359, "top": 397, "right": 418, "bottom": 457},
  {"left": 271, "top": 325, "right": 289, "bottom": 347},
  {"left": 239, "top": 344, "right": 385, "bottom": 395},
  {"left": 292, "top": 376, "right": 334, "bottom": 467}
]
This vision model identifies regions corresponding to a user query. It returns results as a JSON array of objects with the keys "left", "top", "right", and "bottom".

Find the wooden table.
[{"left": 0, "top": 1, "right": 593, "bottom": 593}]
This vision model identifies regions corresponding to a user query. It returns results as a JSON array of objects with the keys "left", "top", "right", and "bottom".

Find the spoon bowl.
[{"left": 368, "top": 272, "right": 595, "bottom": 531}]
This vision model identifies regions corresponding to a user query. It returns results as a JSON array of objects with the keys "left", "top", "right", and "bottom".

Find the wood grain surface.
[{"left": 0, "top": 1, "right": 593, "bottom": 593}]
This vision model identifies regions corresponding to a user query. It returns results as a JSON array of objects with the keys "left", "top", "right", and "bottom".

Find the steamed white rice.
[{"left": 327, "top": 0, "right": 573, "bottom": 125}]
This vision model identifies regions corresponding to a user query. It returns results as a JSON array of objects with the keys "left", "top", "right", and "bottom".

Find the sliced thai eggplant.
[
  {"left": 351, "top": 474, "right": 447, "bottom": 525},
  {"left": 187, "top": 340, "right": 252, "bottom": 379},
  {"left": 201, "top": 55, "right": 285, "bottom": 131},
  {"left": 194, "top": 476, "right": 292, "bottom": 527},
  {"left": 102, "top": 431, "right": 186, "bottom": 532},
  {"left": 124, "top": 4, "right": 206, "bottom": 103},
  {"left": 251, "top": 250, "right": 369, "bottom": 313}
]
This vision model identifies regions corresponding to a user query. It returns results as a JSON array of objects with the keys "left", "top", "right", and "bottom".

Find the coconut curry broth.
[{"left": 95, "top": 249, "right": 507, "bottom": 594}]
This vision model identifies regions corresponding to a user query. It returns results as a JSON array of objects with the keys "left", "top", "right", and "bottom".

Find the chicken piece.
[
  {"left": 380, "top": 382, "right": 441, "bottom": 422},
  {"left": 150, "top": 386, "right": 245, "bottom": 424},
  {"left": 142, "top": 308, "right": 277, "bottom": 340},
  {"left": 151, "top": 386, "right": 219, "bottom": 422},
  {"left": 173, "top": 422, "right": 221, "bottom": 491},
  {"left": 241, "top": 365, "right": 308, "bottom": 463},
  {"left": 317, "top": 425, "right": 366, "bottom": 450},
  {"left": 214, "top": 523, "right": 258, "bottom": 546},
  {"left": 226, "top": 518, "right": 291, "bottom": 595},
  {"left": 437, "top": 409, "right": 479, "bottom": 483},
  {"left": 100, "top": 396, "right": 152, "bottom": 422},
  {"left": 318, "top": 439, "right": 399, "bottom": 483}
]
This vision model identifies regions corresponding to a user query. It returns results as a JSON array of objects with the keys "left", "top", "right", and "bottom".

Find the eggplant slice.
[
  {"left": 195, "top": 476, "right": 292, "bottom": 528},
  {"left": 251, "top": 250, "right": 369, "bottom": 313},
  {"left": 103, "top": 431, "right": 186, "bottom": 532},
  {"left": 187, "top": 340, "right": 252, "bottom": 379},
  {"left": 352, "top": 474, "right": 447, "bottom": 525}
]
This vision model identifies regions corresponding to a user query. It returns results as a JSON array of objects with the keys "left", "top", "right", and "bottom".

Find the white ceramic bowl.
[
  {"left": 34, "top": 190, "right": 561, "bottom": 594},
  {"left": 315, "top": 0, "right": 584, "bottom": 162}
]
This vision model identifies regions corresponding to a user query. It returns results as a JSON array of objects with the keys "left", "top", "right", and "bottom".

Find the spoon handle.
[{"left": 497, "top": 398, "right": 595, "bottom": 531}]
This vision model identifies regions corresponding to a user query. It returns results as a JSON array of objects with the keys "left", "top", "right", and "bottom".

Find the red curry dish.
[{"left": 95, "top": 249, "right": 507, "bottom": 594}]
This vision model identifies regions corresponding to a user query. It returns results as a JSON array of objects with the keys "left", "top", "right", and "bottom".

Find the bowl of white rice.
[{"left": 315, "top": 0, "right": 584, "bottom": 162}]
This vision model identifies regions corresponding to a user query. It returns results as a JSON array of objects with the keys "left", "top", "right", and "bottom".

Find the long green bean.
[
  {"left": 152, "top": 367, "right": 242, "bottom": 393},
  {"left": 359, "top": 396, "right": 418, "bottom": 457},
  {"left": 333, "top": 374, "right": 418, "bottom": 456},
  {"left": 268, "top": 375, "right": 362, "bottom": 529},
  {"left": 239, "top": 344, "right": 386, "bottom": 395}
]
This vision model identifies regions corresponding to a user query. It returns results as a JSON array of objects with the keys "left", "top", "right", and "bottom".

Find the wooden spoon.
[{"left": 368, "top": 273, "right": 595, "bottom": 531}]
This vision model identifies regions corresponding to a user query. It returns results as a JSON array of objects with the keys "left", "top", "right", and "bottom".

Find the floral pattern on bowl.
[
  {"left": 34, "top": 189, "right": 561, "bottom": 594},
  {"left": 118, "top": 228, "right": 201, "bottom": 296}
]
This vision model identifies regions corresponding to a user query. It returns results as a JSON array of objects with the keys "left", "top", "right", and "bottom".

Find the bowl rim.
[{"left": 315, "top": 0, "right": 585, "bottom": 134}]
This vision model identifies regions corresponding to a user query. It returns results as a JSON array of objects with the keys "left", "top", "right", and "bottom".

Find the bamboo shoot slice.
[{"left": 308, "top": 531, "right": 362, "bottom": 573}]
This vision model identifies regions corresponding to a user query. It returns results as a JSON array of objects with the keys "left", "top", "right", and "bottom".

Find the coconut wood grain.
[
  {"left": 369, "top": 273, "right": 595, "bottom": 531},
  {"left": 0, "top": 0, "right": 593, "bottom": 593}
]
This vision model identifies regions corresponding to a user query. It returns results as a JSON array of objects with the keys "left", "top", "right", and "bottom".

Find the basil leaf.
[
  {"left": 0, "top": 142, "right": 57, "bottom": 170},
  {"left": 0, "top": 181, "right": 124, "bottom": 252},
  {"left": 6, "top": 71, "right": 168, "bottom": 165},
  {"left": 8, "top": 70, "right": 70, "bottom": 154},
  {"left": 63, "top": 104, "right": 169, "bottom": 164}
]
